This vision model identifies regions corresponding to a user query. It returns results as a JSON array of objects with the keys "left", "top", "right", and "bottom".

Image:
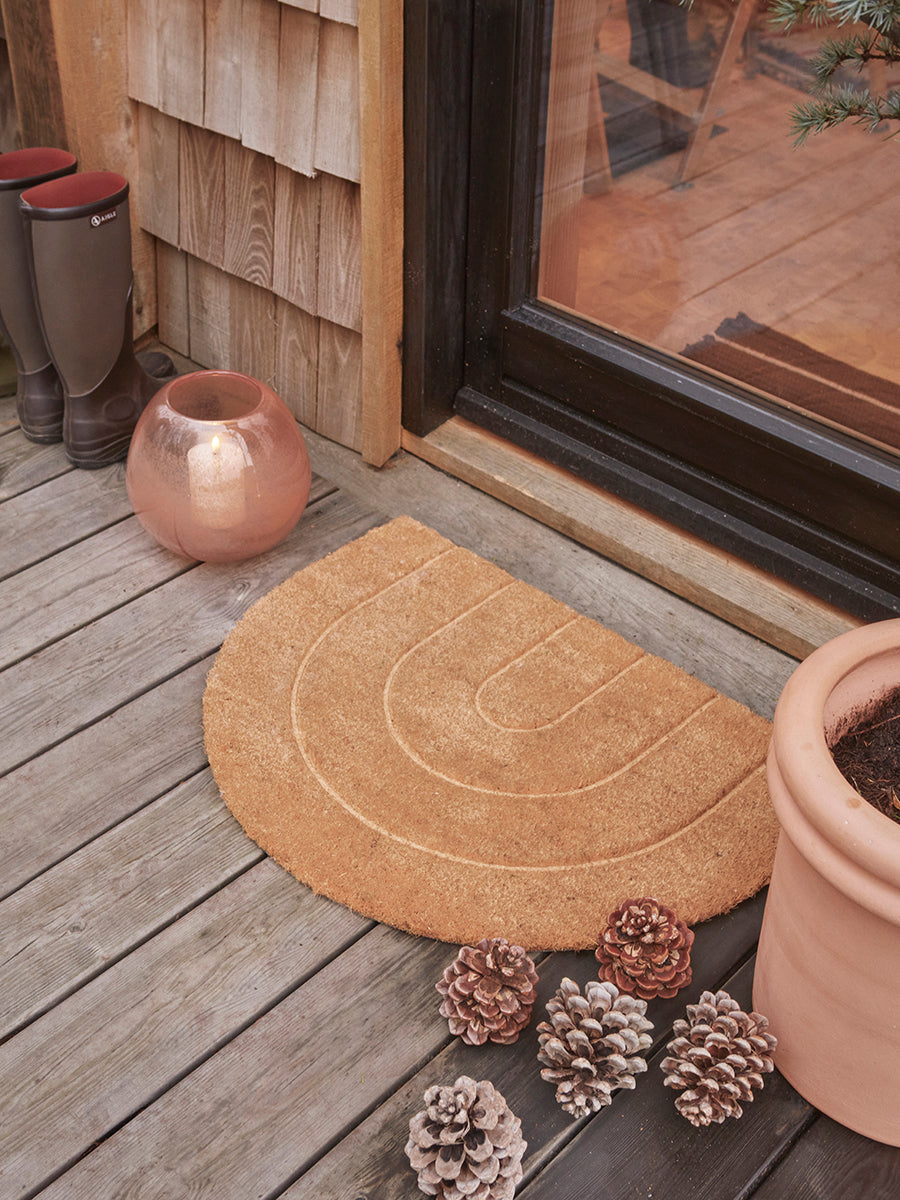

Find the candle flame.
[{"left": 211, "top": 435, "right": 220, "bottom": 454}]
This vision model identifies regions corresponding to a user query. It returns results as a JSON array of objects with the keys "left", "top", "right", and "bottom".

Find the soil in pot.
[{"left": 830, "top": 686, "right": 900, "bottom": 826}]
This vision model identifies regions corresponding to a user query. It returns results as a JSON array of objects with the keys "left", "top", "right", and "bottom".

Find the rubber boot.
[
  {"left": 0, "top": 147, "right": 77, "bottom": 441},
  {"left": 19, "top": 170, "right": 173, "bottom": 468}
]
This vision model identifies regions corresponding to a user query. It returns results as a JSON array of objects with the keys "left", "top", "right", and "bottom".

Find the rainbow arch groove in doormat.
[{"left": 203, "top": 516, "right": 777, "bottom": 949}]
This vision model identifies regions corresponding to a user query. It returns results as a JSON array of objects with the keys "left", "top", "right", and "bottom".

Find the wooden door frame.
[
  {"left": 403, "top": 0, "right": 900, "bottom": 621},
  {"left": 402, "top": 0, "right": 476, "bottom": 439}
]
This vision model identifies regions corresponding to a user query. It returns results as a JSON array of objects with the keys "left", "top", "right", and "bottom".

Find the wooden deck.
[{"left": 2, "top": 391, "right": 899, "bottom": 1198}]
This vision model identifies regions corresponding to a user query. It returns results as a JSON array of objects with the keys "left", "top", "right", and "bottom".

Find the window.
[{"left": 404, "top": 0, "right": 900, "bottom": 619}]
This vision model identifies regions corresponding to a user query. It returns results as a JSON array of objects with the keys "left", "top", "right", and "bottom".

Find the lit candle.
[{"left": 186, "top": 431, "right": 247, "bottom": 528}]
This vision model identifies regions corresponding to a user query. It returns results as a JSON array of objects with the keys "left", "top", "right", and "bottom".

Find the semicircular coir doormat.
[{"left": 204, "top": 516, "right": 777, "bottom": 950}]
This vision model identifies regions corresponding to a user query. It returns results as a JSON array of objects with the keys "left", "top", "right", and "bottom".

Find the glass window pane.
[{"left": 538, "top": 0, "right": 900, "bottom": 457}]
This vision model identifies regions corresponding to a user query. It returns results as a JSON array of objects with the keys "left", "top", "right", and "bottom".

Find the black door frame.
[{"left": 403, "top": 0, "right": 900, "bottom": 621}]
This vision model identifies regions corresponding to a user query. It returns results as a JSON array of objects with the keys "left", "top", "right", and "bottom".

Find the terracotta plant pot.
[{"left": 754, "top": 618, "right": 900, "bottom": 1146}]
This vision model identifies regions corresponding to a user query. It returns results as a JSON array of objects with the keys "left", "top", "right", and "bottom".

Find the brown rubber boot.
[
  {"left": 19, "top": 170, "right": 175, "bottom": 468},
  {"left": 0, "top": 147, "right": 77, "bottom": 442}
]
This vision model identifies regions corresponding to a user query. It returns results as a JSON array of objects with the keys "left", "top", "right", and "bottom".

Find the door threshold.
[{"left": 401, "top": 417, "right": 860, "bottom": 660}]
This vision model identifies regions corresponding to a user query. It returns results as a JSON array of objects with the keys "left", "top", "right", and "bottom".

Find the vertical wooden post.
[
  {"left": 0, "top": 0, "right": 67, "bottom": 147},
  {"left": 537, "top": 0, "right": 596, "bottom": 310},
  {"left": 358, "top": 0, "right": 403, "bottom": 466}
]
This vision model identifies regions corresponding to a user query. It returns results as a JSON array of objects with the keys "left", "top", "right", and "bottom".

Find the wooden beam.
[
  {"left": 0, "top": 0, "right": 67, "bottom": 148},
  {"left": 358, "top": 0, "right": 402, "bottom": 466}
]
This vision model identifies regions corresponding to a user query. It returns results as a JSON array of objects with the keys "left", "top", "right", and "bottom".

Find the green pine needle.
[
  {"left": 790, "top": 84, "right": 899, "bottom": 141},
  {"left": 765, "top": 0, "right": 900, "bottom": 137},
  {"left": 685, "top": 0, "right": 900, "bottom": 138}
]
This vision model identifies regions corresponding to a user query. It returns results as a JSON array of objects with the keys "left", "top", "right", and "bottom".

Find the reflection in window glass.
[{"left": 538, "top": 0, "right": 900, "bottom": 455}]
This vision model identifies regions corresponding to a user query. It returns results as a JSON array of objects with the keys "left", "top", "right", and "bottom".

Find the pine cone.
[
  {"left": 595, "top": 897, "right": 694, "bottom": 1000},
  {"left": 660, "top": 989, "right": 777, "bottom": 1126},
  {"left": 536, "top": 977, "right": 654, "bottom": 1117},
  {"left": 436, "top": 939, "right": 539, "bottom": 1045},
  {"left": 405, "top": 1075, "right": 527, "bottom": 1200}
]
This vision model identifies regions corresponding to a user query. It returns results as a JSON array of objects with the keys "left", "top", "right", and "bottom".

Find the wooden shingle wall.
[{"left": 126, "top": 0, "right": 397, "bottom": 460}]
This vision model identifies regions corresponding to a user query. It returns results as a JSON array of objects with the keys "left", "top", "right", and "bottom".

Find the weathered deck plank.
[
  {"left": 0, "top": 488, "right": 381, "bottom": 774},
  {"left": 0, "top": 658, "right": 211, "bottom": 900},
  {"left": 517, "top": 960, "right": 815, "bottom": 1200},
  {"left": 0, "top": 860, "right": 371, "bottom": 1199},
  {"left": 285, "top": 896, "right": 769, "bottom": 1199},
  {"left": 0, "top": 430, "right": 71, "bottom": 501},
  {"left": 34, "top": 927, "right": 453, "bottom": 1200},
  {"left": 752, "top": 1113, "right": 900, "bottom": 1198},
  {"left": 0, "top": 517, "right": 193, "bottom": 669},
  {"left": 1, "top": 413, "right": 893, "bottom": 1199},
  {"left": 0, "top": 466, "right": 133, "bottom": 579},
  {"left": 0, "top": 770, "right": 259, "bottom": 1040},
  {"left": 0, "top": 473, "right": 333, "bottom": 669}
]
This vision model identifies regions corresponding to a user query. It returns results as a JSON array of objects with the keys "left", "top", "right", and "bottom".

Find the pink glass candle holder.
[{"left": 126, "top": 370, "right": 312, "bottom": 562}]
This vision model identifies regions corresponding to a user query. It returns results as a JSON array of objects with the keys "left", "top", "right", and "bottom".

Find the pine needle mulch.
[{"left": 203, "top": 517, "right": 777, "bottom": 950}]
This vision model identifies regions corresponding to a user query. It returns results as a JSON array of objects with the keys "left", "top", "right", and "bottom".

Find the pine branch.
[
  {"left": 769, "top": 0, "right": 900, "bottom": 34},
  {"left": 829, "top": 0, "right": 900, "bottom": 36},
  {"left": 765, "top": 0, "right": 900, "bottom": 137},
  {"left": 808, "top": 31, "right": 896, "bottom": 87},
  {"left": 768, "top": 0, "right": 843, "bottom": 32},
  {"left": 790, "top": 84, "right": 900, "bottom": 140}
]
